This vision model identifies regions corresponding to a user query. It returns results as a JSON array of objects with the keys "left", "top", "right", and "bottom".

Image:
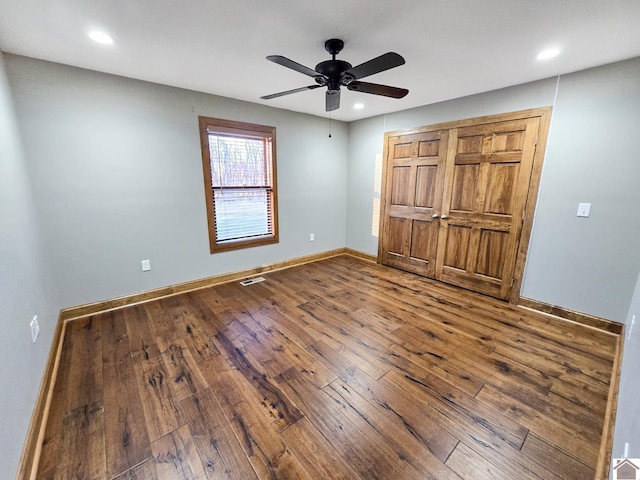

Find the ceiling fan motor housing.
[{"left": 315, "top": 59, "right": 353, "bottom": 88}]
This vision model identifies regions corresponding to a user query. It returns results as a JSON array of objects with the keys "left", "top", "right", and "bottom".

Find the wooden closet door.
[
  {"left": 379, "top": 130, "right": 448, "bottom": 278},
  {"left": 435, "top": 117, "right": 540, "bottom": 299}
]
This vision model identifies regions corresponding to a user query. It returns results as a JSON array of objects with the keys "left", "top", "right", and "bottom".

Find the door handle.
[
  {"left": 441, "top": 215, "right": 448, "bottom": 220},
  {"left": 432, "top": 214, "right": 439, "bottom": 219}
]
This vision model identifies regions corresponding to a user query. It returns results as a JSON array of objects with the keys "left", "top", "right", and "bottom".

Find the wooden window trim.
[{"left": 198, "top": 116, "right": 279, "bottom": 254}]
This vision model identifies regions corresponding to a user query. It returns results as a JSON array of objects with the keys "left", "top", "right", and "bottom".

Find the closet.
[{"left": 378, "top": 108, "right": 551, "bottom": 301}]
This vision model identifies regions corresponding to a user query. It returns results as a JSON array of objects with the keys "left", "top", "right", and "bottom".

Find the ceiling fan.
[{"left": 261, "top": 39, "right": 409, "bottom": 112}]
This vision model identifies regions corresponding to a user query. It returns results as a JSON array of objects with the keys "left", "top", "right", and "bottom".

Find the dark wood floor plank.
[
  {"left": 38, "top": 402, "right": 106, "bottom": 480},
  {"left": 549, "top": 375, "right": 607, "bottom": 417},
  {"left": 307, "top": 336, "right": 478, "bottom": 466},
  {"left": 169, "top": 293, "right": 222, "bottom": 364},
  {"left": 180, "top": 391, "right": 259, "bottom": 480},
  {"left": 274, "top": 366, "right": 436, "bottom": 480},
  {"left": 103, "top": 354, "right": 152, "bottom": 479},
  {"left": 101, "top": 310, "right": 132, "bottom": 366},
  {"left": 212, "top": 328, "right": 304, "bottom": 432},
  {"left": 475, "top": 383, "right": 600, "bottom": 468},
  {"left": 324, "top": 378, "right": 462, "bottom": 479},
  {"left": 393, "top": 324, "right": 553, "bottom": 397},
  {"left": 314, "top": 298, "right": 486, "bottom": 396},
  {"left": 445, "top": 441, "right": 517, "bottom": 480},
  {"left": 113, "top": 458, "right": 159, "bottom": 479},
  {"left": 143, "top": 299, "right": 180, "bottom": 339},
  {"left": 38, "top": 316, "right": 105, "bottom": 478},
  {"left": 208, "top": 369, "right": 309, "bottom": 479},
  {"left": 266, "top": 303, "right": 319, "bottom": 348},
  {"left": 297, "top": 297, "right": 394, "bottom": 379},
  {"left": 381, "top": 368, "right": 564, "bottom": 480},
  {"left": 236, "top": 306, "right": 323, "bottom": 375},
  {"left": 521, "top": 432, "right": 595, "bottom": 479},
  {"left": 220, "top": 314, "right": 300, "bottom": 378},
  {"left": 133, "top": 353, "right": 189, "bottom": 442},
  {"left": 124, "top": 304, "right": 161, "bottom": 363},
  {"left": 62, "top": 316, "right": 104, "bottom": 411},
  {"left": 37, "top": 255, "right": 616, "bottom": 480},
  {"left": 335, "top": 365, "right": 460, "bottom": 463},
  {"left": 279, "top": 417, "right": 361, "bottom": 480},
  {"left": 159, "top": 338, "right": 210, "bottom": 402},
  {"left": 385, "top": 369, "right": 529, "bottom": 449},
  {"left": 486, "top": 379, "right": 604, "bottom": 438},
  {"left": 151, "top": 423, "right": 207, "bottom": 479}
]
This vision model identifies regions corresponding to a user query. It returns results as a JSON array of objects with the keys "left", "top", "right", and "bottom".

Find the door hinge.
[{"left": 511, "top": 278, "right": 514, "bottom": 287}]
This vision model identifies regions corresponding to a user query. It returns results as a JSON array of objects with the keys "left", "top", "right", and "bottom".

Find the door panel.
[
  {"left": 415, "top": 165, "right": 438, "bottom": 208},
  {"left": 435, "top": 117, "right": 540, "bottom": 299},
  {"left": 450, "top": 164, "right": 479, "bottom": 211},
  {"left": 484, "top": 163, "right": 518, "bottom": 215},
  {"left": 379, "top": 130, "right": 448, "bottom": 278},
  {"left": 410, "top": 220, "right": 436, "bottom": 261},
  {"left": 443, "top": 225, "right": 471, "bottom": 270},
  {"left": 390, "top": 166, "right": 412, "bottom": 206},
  {"left": 475, "top": 229, "right": 509, "bottom": 279},
  {"left": 386, "top": 217, "right": 407, "bottom": 256}
]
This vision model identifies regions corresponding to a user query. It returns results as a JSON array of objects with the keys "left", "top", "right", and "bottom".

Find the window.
[{"left": 198, "top": 116, "right": 278, "bottom": 253}]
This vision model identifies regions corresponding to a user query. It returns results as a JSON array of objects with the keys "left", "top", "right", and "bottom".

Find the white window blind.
[{"left": 208, "top": 132, "right": 275, "bottom": 243}]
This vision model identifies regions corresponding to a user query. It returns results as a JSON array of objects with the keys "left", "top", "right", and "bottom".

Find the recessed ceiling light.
[
  {"left": 88, "top": 30, "right": 114, "bottom": 45},
  {"left": 537, "top": 48, "right": 560, "bottom": 60},
  {"left": 353, "top": 102, "right": 365, "bottom": 110}
]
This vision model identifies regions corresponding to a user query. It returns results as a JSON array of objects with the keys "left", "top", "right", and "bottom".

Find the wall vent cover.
[{"left": 240, "top": 276, "right": 266, "bottom": 286}]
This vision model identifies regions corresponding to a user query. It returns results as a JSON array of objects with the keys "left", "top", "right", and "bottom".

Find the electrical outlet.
[
  {"left": 577, "top": 203, "right": 591, "bottom": 217},
  {"left": 310, "top": 233, "right": 315, "bottom": 242},
  {"left": 141, "top": 259, "right": 151, "bottom": 272},
  {"left": 30, "top": 315, "right": 39, "bottom": 343}
]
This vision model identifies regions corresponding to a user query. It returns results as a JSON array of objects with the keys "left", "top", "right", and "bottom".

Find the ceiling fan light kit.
[{"left": 261, "top": 39, "right": 409, "bottom": 112}]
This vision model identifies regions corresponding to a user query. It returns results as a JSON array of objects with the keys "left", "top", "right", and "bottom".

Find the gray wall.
[
  {"left": 6, "top": 55, "right": 348, "bottom": 310},
  {"left": 523, "top": 59, "right": 640, "bottom": 321},
  {"left": 612, "top": 273, "right": 640, "bottom": 466},
  {"left": 0, "top": 52, "right": 60, "bottom": 479}
]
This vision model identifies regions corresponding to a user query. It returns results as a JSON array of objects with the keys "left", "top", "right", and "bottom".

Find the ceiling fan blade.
[
  {"left": 266, "top": 55, "right": 320, "bottom": 78},
  {"left": 326, "top": 89, "right": 341, "bottom": 111},
  {"left": 346, "top": 81, "right": 409, "bottom": 98},
  {"left": 343, "top": 52, "right": 405, "bottom": 80},
  {"left": 261, "top": 84, "right": 322, "bottom": 100}
]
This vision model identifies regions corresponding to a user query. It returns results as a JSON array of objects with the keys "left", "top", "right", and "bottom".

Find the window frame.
[{"left": 198, "top": 116, "right": 279, "bottom": 254}]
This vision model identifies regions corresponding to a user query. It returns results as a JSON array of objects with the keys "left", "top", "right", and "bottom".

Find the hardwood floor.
[{"left": 36, "top": 255, "right": 618, "bottom": 479}]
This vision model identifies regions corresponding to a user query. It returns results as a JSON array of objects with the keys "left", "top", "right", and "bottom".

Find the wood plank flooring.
[{"left": 36, "top": 255, "right": 618, "bottom": 479}]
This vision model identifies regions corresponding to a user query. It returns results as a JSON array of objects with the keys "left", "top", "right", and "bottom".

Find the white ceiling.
[{"left": 1, "top": 0, "right": 640, "bottom": 122}]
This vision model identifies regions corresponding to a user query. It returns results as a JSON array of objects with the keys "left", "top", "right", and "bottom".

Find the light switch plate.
[
  {"left": 577, "top": 203, "right": 591, "bottom": 217},
  {"left": 30, "top": 315, "right": 39, "bottom": 343},
  {"left": 141, "top": 259, "right": 151, "bottom": 271}
]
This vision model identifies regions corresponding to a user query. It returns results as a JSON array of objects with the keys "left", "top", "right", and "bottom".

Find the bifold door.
[{"left": 379, "top": 109, "right": 550, "bottom": 301}]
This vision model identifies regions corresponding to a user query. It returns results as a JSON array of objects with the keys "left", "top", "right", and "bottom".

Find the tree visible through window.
[{"left": 198, "top": 117, "right": 278, "bottom": 253}]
